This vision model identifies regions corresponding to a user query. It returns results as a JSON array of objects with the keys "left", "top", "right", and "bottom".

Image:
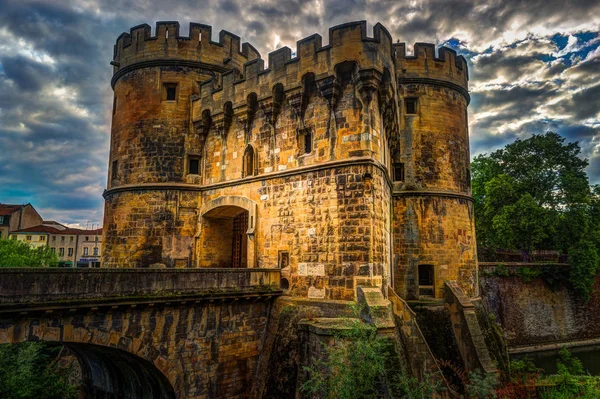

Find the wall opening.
[
  {"left": 111, "top": 160, "right": 118, "bottom": 182},
  {"left": 405, "top": 98, "right": 417, "bottom": 114},
  {"left": 243, "top": 145, "right": 255, "bottom": 177},
  {"left": 187, "top": 155, "right": 201, "bottom": 175},
  {"left": 200, "top": 205, "right": 250, "bottom": 268},
  {"left": 164, "top": 83, "right": 177, "bottom": 101},
  {"left": 393, "top": 163, "right": 405, "bottom": 182},
  {"left": 418, "top": 264, "right": 434, "bottom": 297}
]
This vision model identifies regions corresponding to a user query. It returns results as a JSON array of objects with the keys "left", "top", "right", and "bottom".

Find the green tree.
[
  {"left": 472, "top": 132, "right": 592, "bottom": 258},
  {"left": 0, "top": 238, "right": 59, "bottom": 267},
  {"left": 0, "top": 342, "right": 77, "bottom": 399}
]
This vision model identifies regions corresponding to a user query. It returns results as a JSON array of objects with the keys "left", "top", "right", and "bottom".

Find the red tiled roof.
[
  {"left": 12, "top": 225, "right": 103, "bottom": 235},
  {"left": 11, "top": 225, "right": 63, "bottom": 234},
  {"left": 0, "top": 204, "right": 22, "bottom": 216}
]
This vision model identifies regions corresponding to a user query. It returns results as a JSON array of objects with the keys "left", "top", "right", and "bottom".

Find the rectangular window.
[
  {"left": 40, "top": 236, "right": 45, "bottom": 242},
  {"left": 11, "top": 235, "right": 17, "bottom": 240},
  {"left": 61, "top": 236, "right": 65, "bottom": 242},
  {"left": 393, "top": 163, "right": 405, "bottom": 182},
  {"left": 51, "top": 247, "right": 56, "bottom": 254},
  {"left": 299, "top": 129, "right": 312, "bottom": 155},
  {"left": 59, "top": 248, "right": 65, "bottom": 256},
  {"left": 26, "top": 235, "right": 32, "bottom": 241},
  {"left": 405, "top": 98, "right": 417, "bottom": 114},
  {"left": 95, "top": 236, "right": 99, "bottom": 242},
  {"left": 0, "top": 216, "right": 4, "bottom": 224},
  {"left": 68, "top": 248, "right": 73, "bottom": 257},
  {"left": 85, "top": 236, "right": 89, "bottom": 242},
  {"left": 112, "top": 96, "right": 117, "bottom": 116},
  {"left": 70, "top": 236, "right": 74, "bottom": 242},
  {"left": 53, "top": 236, "right": 56, "bottom": 241},
  {"left": 188, "top": 157, "right": 200, "bottom": 175},
  {"left": 111, "top": 160, "right": 118, "bottom": 182},
  {"left": 83, "top": 247, "right": 89, "bottom": 256},
  {"left": 93, "top": 247, "right": 98, "bottom": 256},
  {"left": 164, "top": 83, "right": 177, "bottom": 101},
  {"left": 418, "top": 264, "right": 434, "bottom": 297}
]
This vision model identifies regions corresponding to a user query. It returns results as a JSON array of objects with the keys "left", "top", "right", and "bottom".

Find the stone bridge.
[{"left": 0, "top": 268, "right": 282, "bottom": 399}]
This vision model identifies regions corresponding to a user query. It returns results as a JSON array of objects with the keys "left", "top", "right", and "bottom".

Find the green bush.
[
  {"left": 0, "top": 342, "right": 77, "bottom": 399},
  {"left": 0, "top": 239, "right": 59, "bottom": 267},
  {"left": 568, "top": 240, "right": 600, "bottom": 301}
]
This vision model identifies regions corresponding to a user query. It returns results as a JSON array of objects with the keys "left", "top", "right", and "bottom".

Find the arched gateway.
[{"left": 197, "top": 196, "right": 257, "bottom": 268}]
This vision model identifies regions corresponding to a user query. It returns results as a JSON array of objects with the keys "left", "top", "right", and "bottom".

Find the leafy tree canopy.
[{"left": 0, "top": 238, "right": 59, "bottom": 267}]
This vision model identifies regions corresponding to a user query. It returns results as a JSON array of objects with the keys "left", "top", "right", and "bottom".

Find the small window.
[
  {"left": 51, "top": 247, "right": 56, "bottom": 254},
  {"left": 299, "top": 129, "right": 312, "bottom": 155},
  {"left": 59, "top": 248, "right": 65, "bottom": 256},
  {"left": 405, "top": 98, "right": 417, "bottom": 114},
  {"left": 243, "top": 146, "right": 255, "bottom": 177},
  {"left": 68, "top": 248, "right": 73, "bottom": 256},
  {"left": 11, "top": 235, "right": 17, "bottom": 240},
  {"left": 83, "top": 247, "right": 89, "bottom": 256},
  {"left": 95, "top": 236, "right": 99, "bottom": 242},
  {"left": 61, "top": 236, "right": 65, "bottom": 242},
  {"left": 393, "top": 163, "right": 405, "bottom": 182},
  {"left": 53, "top": 236, "right": 56, "bottom": 241},
  {"left": 111, "top": 160, "right": 118, "bottom": 182},
  {"left": 40, "top": 236, "right": 45, "bottom": 242},
  {"left": 418, "top": 264, "right": 434, "bottom": 297},
  {"left": 26, "top": 235, "right": 32, "bottom": 241},
  {"left": 278, "top": 251, "right": 290, "bottom": 269},
  {"left": 112, "top": 96, "right": 117, "bottom": 116},
  {"left": 164, "top": 83, "right": 177, "bottom": 101},
  {"left": 0, "top": 216, "right": 4, "bottom": 224},
  {"left": 188, "top": 156, "right": 200, "bottom": 175},
  {"left": 85, "top": 236, "right": 89, "bottom": 242},
  {"left": 70, "top": 236, "right": 74, "bottom": 242},
  {"left": 93, "top": 247, "right": 99, "bottom": 256}
]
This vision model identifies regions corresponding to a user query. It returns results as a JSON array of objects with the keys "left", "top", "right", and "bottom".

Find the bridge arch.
[
  {"left": 0, "top": 321, "right": 181, "bottom": 398},
  {"left": 197, "top": 196, "right": 258, "bottom": 268}
]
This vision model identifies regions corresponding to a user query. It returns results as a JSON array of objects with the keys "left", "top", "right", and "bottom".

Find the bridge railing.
[{"left": 0, "top": 268, "right": 281, "bottom": 308}]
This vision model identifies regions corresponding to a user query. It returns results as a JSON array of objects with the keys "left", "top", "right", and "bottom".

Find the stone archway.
[{"left": 197, "top": 196, "right": 258, "bottom": 268}]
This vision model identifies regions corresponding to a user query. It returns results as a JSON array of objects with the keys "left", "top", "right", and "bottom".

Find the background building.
[{"left": 0, "top": 203, "right": 43, "bottom": 240}]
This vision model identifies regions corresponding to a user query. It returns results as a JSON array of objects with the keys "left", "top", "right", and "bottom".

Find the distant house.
[
  {"left": 11, "top": 221, "right": 103, "bottom": 267},
  {"left": 0, "top": 203, "right": 43, "bottom": 240}
]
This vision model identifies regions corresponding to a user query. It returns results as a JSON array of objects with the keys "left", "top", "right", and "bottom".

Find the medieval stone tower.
[{"left": 103, "top": 21, "right": 477, "bottom": 300}]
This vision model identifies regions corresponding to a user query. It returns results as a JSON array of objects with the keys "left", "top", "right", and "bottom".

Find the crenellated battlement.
[
  {"left": 394, "top": 42, "right": 469, "bottom": 90},
  {"left": 111, "top": 22, "right": 261, "bottom": 87},
  {"left": 192, "top": 21, "right": 397, "bottom": 121}
]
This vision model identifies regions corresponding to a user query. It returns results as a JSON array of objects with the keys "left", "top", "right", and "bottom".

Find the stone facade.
[{"left": 103, "top": 21, "right": 476, "bottom": 300}]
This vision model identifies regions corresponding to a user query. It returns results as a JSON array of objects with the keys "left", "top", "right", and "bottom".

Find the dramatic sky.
[{"left": 0, "top": 0, "right": 599, "bottom": 227}]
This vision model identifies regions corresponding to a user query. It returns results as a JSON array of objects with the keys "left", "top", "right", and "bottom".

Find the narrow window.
[
  {"left": 93, "top": 247, "right": 98, "bottom": 256},
  {"left": 11, "top": 235, "right": 17, "bottom": 240},
  {"left": 112, "top": 96, "right": 117, "bottom": 116},
  {"left": 164, "top": 83, "right": 177, "bottom": 101},
  {"left": 111, "top": 160, "right": 118, "bottom": 182},
  {"left": 188, "top": 156, "right": 200, "bottom": 175},
  {"left": 59, "top": 248, "right": 65, "bottom": 256},
  {"left": 299, "top": 129, "right": 312, "bottom": 155},
  {"left": 278, "top": 251, "right": 290, "bottom": 269},
  {"left": 405, "top": 98, "right": 417, "bottom": 114},
  {"left": 40, "top": 236, "right": 45, "bottom": 242},
  {"left": 83, "top": 247, "right": 89, "bottom": 256},
  {"left": 418, "top": 264, "right": 434, "bottom": 297},
  {"left": 26, "top": 235, "right": 32, "bottom": 241},
  {"left": 85, "top": 236, "right": 89, "bottom": 241},
  {"left": 68, "top": 248, "right": 73, "bottom": 256},
  {"left": 243, "top": 146, "right": 255, "bottom": 177},
  {"left": 51, "top": 247, "right": 56, "bottom": 254},
  {"left": 393, "top": 163, "right": 405, "bottom": 182}
]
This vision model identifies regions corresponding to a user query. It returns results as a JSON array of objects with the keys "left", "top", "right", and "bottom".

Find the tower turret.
[
  {"left": 391, "top": 43, "right": 476, "bottom": 298},
  {"left": 103, "top": 22, "right": 259, "bottom": 267}
]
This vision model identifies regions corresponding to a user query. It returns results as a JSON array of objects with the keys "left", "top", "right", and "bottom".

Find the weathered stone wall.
[
  {"left": 393, "top": 196, "right": 477, "bottom": 299},
  {"left": 480, "top": 266, "right": 600, "bottom": 347}
]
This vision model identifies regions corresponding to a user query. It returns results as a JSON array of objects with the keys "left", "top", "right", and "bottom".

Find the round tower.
[
  {"left": 103, "top": 22, "right": 260, "bottom": 267},
  {"left": 391, "top": 43, "right": 476, "bottom": 298}
]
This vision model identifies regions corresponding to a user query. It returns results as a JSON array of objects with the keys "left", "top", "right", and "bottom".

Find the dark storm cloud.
[
  {"left": 0, "top": 0, "right": 599, "bottom": 226},
  {"left": 1, "top": 56, "right": 52, "bottom": 91}
]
